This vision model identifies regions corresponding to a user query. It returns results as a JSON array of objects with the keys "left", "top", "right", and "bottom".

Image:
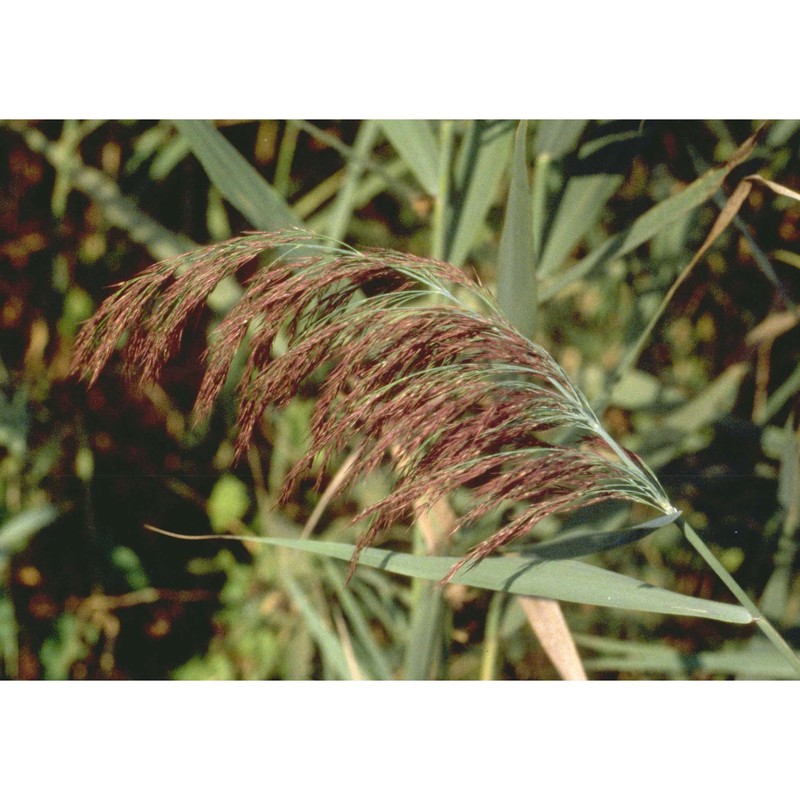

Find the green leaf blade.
[
  {"left": 380, "top": 120, "right": 440, "bottom": 197},
  {"left": 534, "top": 120, "right": 588, "bottom": 159},
  {"left": 447, "top": 120, "right": 515, "bottom": 266},
  {"left": 174, "top": 120, "right": 300, "bottom": 231},
  {"left": 497, "top": 120, "right": 537, "bottom": 340},
  {"left": 252, "top": 535, "right": 753, "bottom": 625}
]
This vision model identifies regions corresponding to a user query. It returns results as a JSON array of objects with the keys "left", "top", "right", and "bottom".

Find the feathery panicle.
[{"left": 71, "top": 229, "right": 675, "bottom": 580}]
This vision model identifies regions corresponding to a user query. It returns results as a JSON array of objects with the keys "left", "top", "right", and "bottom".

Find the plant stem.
[
  {"left": 681, "top": 518, "right": 800, "bottom": 678},
  {"left": 274, "top": 122, "right": 299, "bottom": 199},
  {"left": 479, "top": 591, "right": 506, "bottom": 680}
]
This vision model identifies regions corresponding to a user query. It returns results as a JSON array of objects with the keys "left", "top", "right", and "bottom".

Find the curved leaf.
[{"left": 240, "top": 534, "right": 752, "bottom": 624}]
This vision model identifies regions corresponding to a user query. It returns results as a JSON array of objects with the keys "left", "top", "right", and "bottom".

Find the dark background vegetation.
[{"left": 1, "top": 119, "right": 799, "bottom": 679}]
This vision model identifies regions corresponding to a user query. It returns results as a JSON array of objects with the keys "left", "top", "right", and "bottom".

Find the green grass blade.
[
  {"left": 403, "top": 582, "right": 446, "bottom": 680},
  {"left": 540, "top": 131, "right": 761, "bottom": 301},
  {"left": 245, "top": 536, "right": 753, "bottom": 624},
  {"left": 522, "top": 511, "right": 681, "bottom": 560},
  {"left": 479, "top": 592, "right": 507, "bottom": 680},
  {"left": 497, "top": 120, "right": 537, "bottom": 340},
  {"left": 577, "top": 634, "right": 800, "bottom": 679},
  {"left": 537, "top": 125, "right": 642, "bottom": 277},
  {"left": 321, "top": 560, "right": 395, "bottom": 680},
  {"left": 325, "top": 120, "right": 382, "bottom": 241},
  {"left": 756, "top": 361, "right": 800, "bottom": 425},
  {"left": 661, "top": 363, "right": 749, "bottom": 434},
  {"left": 282, "top": 573, "right": 358, "bottom": 680},
  {"left": 380, "top": 120, "right": 440, "bottom": 196},
  {"left": 432, "top": 120, "right": 454, "bottom": 261},
  {"left": 446, "top": 120, "right": 515, "bottom": 266},
  {"left": 538, "top": 173, "right": 623, "bottom": 277},
  {"left": 174, "top": 120, "right": 300, "bottom": 231},
  {"left": 349, "top": 572, "right": 409, "bottom": 642},
  {"left": 149, "top": 135, "right": 192, "bottom": 181},
  {"left": 681, "top": 519, "right": 800, "bottom": 676},
  {"left": 310, "top": 158, "right": 409, "bottom": 232},
  {"left": 534, "top": 120, "right": 587, "bottom": 159},
  {"left": 273, "top": 122, "right": 299, "bottom": 198}
]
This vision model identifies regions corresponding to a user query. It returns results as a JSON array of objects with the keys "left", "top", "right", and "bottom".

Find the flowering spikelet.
[{"left": 72, "top": 229, "right": 675, "bottom": 581}]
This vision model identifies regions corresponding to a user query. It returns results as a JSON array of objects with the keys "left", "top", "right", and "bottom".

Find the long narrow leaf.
[
  {"left": 577, "top": 635, "right": 800, "bottom": 679},
  {"left": 446, "top": 120, "right": 515, "bottom": 266},
  {"left": 540, "top": 127, "right": 763, "bottom": 300},
  {"left": 534, "top": 121, "right": 587, "bottom": 159},
  {"left": 242, "top": 535, "right": 753, "bottom": 624},
  {"left": 282, "top": 573, "right": 355, "bottom": 680},
  {"left": 325, "top": 120, "right": 383, "bottom": 240},
  {"left": 497, "top": 120, "right": 537, "bottom": 340},
  {"left": 538, "top": 174, "right": 623, "bottom": 277},
  {"left": 380, "top": 120, "right": 440, "bottom": 196},
  {"left": 174, "top": 120, "right": 300, "bottom": 230},
  {"left": 321, "top": 560, "right": 395, "bottom": 680}
]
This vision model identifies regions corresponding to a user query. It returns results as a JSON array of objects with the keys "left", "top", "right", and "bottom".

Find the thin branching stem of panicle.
[{"left": 71, "top": 228, "right": 675, "bottom": 580}]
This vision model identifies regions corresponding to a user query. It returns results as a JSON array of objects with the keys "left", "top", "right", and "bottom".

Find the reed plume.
[{"left": 72, "top": 229, "right": 675, "bottom": 581}]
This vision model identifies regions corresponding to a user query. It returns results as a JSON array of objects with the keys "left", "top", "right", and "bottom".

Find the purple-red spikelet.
[{"left": 72, "top": 229, "right": 673, "bottom": 581}]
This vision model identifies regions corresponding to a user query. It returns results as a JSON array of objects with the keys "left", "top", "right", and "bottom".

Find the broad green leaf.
[
  {"left": 534, "top": 120, "right": 587, "bottom": 159},
  {"left": 608, "top": 369, "right": 672, "bottom": 410},
  {"left": 174, "top": 120, "right": 300, "bottom": 231},
  {"left": 446, "top": 120, "right": 515, "bottom": 266},
  {"left": 497, "top": 120, "right": 537, "bottom": 340},
  {"left": 380, "top": 120, "right": 440, "bottom": 196},
  {"left": 246, "top": 535, "right": 753, "bottom": 624}
]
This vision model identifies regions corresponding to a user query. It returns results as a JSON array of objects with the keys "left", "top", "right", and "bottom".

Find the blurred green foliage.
[{"left": 1, "top": 120, "right": 799, "bottom": 679}]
